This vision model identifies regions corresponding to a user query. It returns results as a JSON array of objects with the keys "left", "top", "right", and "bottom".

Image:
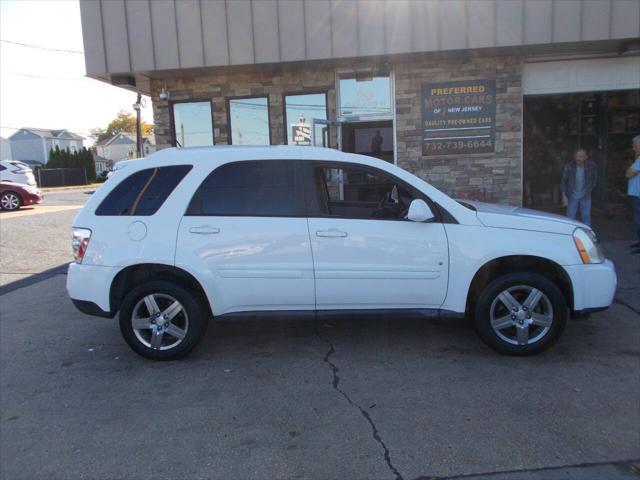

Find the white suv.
[
  {"left": 0, "top": 160, "right": 37, "bottom": 186},
  {"left": 67, "top": 146, "right": 617, "bottom": 360}
]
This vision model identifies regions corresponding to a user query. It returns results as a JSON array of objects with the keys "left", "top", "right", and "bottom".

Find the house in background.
[
  {"left": 9, "top": 128, "right": 84, "bottom": 166},
  {"left": 0, "top": 137, "right": 12, "bottom": 160},
  {"left": 94, "top": 133, "right": 155, "bottom": 165},
  {"left": 91, "top": 152, "right": 110, "bottom": 175}
]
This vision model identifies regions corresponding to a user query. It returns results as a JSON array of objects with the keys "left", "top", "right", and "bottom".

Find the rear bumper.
[
  {"left": 565, "top": 259, "right": 617, "bottom": 312},
  {"left": 70, "top": 299, "right": 113, "bottom": 318},
  {"left": 66, "top": 263, "right": 119, "bottom": 316}
]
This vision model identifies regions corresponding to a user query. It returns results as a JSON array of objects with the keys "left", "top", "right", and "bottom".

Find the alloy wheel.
[
  {"left": 1, "top": 193, "right": 20, "bottom": 211},
  {"left": 131, "top": 293, "right": 189, "bottom": 350},
  {"left": 489, "top": 285, "right": 553, "bottom": 346}
]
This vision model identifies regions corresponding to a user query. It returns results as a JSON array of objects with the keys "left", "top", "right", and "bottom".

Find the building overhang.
[{"left": 85, "top": 39, "right": 639, "bottom": 97}]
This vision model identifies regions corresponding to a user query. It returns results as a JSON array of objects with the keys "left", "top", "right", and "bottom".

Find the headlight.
[{"left": 573, "top": 227, "right": 604, "bottom": 264}]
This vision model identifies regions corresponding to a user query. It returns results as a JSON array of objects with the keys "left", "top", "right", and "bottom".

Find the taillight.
[{"left": 72, "top": 228, "right": 92, "bottom": 263}]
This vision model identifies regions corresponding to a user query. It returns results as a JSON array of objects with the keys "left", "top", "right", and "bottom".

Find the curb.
[{"left": 40, "top": 183, "right": 103, "bottom": 192}]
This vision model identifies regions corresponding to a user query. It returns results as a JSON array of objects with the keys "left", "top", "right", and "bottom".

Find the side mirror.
[{"left": 407, "top": 199, "right": 435, "bottom": 222}]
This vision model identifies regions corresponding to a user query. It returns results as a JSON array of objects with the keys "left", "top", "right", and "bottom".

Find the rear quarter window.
[{"left": 96, "top": 165, "right": 192, "bottom": 216}]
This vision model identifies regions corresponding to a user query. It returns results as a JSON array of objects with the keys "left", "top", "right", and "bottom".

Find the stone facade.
[
  {"left": 151, "top": 65, "right": 337, "bottom": 149},
  {"left": 395, "top": 55, "right": 523, "bottom": 205},
  {"left": 151, "top": 54, "right": 523, "bottom": 205}
]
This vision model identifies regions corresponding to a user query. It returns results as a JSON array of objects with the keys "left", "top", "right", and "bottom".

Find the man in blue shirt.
[
  {"left": 561, "top": 148, "right": 597, "bottom": 226},
  {"left": 627, "top": 135, "right": 640, "bottom": 254}
]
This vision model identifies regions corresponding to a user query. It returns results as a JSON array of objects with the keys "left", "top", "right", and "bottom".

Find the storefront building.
[{"left": 80, "top": 0, "right": 640, "bottom": 208}]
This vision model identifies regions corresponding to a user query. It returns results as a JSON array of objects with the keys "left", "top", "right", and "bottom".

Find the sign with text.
[
  {"left": 291, "top": 123, "right": 311, "bottom": 146},
  {"left": 421, "top": 80, "right": 496, "bottom": 155}
]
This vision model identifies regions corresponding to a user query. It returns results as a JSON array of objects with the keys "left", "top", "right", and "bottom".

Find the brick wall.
[{"left": 151, "top": 54, "right": 523, "bottom": 205}]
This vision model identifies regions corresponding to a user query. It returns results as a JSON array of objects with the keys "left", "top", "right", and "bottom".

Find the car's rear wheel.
[
  {"left": 0, "top": 191, "right": 21, "bottom": 211},
  {"left": 473, "top": 272, "right": 567, "bottom": 355},
  {"left": 119, "top": 280, "right": 209, "bottom": 360}
]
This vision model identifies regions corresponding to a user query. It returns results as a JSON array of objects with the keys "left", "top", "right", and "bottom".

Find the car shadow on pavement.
[
  {"left": 0, "top": 263, "right": 68, "bottom": 296},
  {"left": 195, "top": 313, "right": 519, "bottom": 364}
]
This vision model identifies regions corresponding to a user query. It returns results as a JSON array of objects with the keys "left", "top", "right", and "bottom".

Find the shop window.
[
  {"left": 338, "top": 74, "right": 392, "bottom": 119},
  {"left": 523, "top": 90, "right": 640, "bottom": 210},
  {"left": 171, "top": 101, "right": 214, "bottom": 147},
  {"left": 284, "top": 93, "right": 327, "bottom": 145},
  {"left": 228, "top": 97, "right": 270, "bottom": 145}
]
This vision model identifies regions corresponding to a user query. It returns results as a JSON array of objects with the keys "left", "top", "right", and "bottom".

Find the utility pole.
[{"left": 133, "top": 93, "right": 142, "bottom": 158}]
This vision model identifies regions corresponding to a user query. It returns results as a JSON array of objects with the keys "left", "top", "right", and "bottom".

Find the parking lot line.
[{"left": 0, "top": 205, "right": 81, "bottom": 219}]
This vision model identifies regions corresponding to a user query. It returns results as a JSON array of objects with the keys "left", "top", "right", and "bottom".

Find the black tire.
[
  {"left": 119, "top": 280, "right": 209, "bottom": 360},
  {"left": 473, "top": 272, "right": 567, "bottom": 356},
  {"left": 0, "top": 191, "right": 22, "bottom": 211}
]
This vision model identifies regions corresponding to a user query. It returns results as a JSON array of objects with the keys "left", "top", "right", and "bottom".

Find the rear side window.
[
  {"left": 186, "top": 160, "right": 300, "bottom": 216},
  {"left": 96, "top": 165, "right": 192, "bottom": 216}
]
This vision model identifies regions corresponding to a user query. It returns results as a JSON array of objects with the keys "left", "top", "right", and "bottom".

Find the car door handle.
[
  {"left": 189, "top": 226, "right": 220, "bottom": 235},
  {"left": 316, "top": 229, "right": 348, "bottom": 238}
]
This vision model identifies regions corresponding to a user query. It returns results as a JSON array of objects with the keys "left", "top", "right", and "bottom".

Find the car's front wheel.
[
  {"left": 0, "top": 191, "right": 22, "bottom": 211},
  {"left": 119, "top": 280, "right": 209, "bottom": 360},
  {"left": 473, "top": 272, "right": 567, "bottom": 355}
]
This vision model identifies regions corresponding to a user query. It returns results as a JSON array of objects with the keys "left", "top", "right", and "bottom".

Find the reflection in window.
[
  {"left": 228, "top": 97, "right": 270, "bottom": 145},
  {"left": 172, "top": 102, "right": 214, "bottom": 147},
  {"left": 316, "top": 165, "right": 413, "bottom": 220},
  {"left": 96, "top": 165, "right": 192, "bottom": 216},
  {"left": 285, "top": 93, "right": 327, "bottom": 145},
  {"left": 339, "top": 75, "right": 392, "bottom": 118}
]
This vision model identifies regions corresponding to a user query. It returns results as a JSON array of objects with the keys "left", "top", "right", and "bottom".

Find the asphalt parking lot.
[
  {"left": 0, "top": 188, "right": 89, "bottom": 287},
  {"left": 1, "top": 188, "right": 639, "bottom": 479}
]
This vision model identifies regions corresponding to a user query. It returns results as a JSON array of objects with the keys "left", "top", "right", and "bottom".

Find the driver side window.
[{"left": 313, "top": 164, "right": 417, "bottom": 220}]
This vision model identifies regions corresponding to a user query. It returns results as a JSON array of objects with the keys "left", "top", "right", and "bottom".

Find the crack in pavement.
[{"left": 315, "top": 327, "right": 404, "bottom": 480}]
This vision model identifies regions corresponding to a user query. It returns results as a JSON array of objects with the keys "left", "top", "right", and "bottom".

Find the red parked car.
[{"left": 0, "top": 181, "right": 43, "bottom": 211}]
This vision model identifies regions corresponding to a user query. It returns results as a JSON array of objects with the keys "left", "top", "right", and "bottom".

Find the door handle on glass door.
[
  {"left": 316, "top": 229, "right": 348, "bottom": 238},
  {"left": 189, "top": 226, "right": 220, "bottom": 235}
]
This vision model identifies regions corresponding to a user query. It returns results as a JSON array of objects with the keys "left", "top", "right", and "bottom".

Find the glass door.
[{"left": 312, "top": 119, "right": 341, "bottom": 150}]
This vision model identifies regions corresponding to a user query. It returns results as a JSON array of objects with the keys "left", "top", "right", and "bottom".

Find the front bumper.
[
  {"left": 23, "top": 191, "right": 43, "bottom": 205},
  {"left": 564, "top": 259, "right": 617, "bottom": 313}
]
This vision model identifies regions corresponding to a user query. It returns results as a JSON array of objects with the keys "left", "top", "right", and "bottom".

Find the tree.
[
  {"left": 89, "top": 127, "right": 109, "bottom": 143},
  {"left": 45, "top": 146, "right": 96, "bottom": 183},
  {"left": 82, "top": 147, "right": 96, "bottom": 182},
  {"left": 47, "top": 145, "right": 62, "bottom": 168},
  {"left": 90, "top": 110, "right": 153, "bottom": 143}
]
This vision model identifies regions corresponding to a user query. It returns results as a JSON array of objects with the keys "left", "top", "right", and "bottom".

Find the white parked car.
[
  {"left": 66, "top": 146, "right": 617, "bottom": 360},
  {"left": 0, "top": 160, "right": 37, "bottom": 186}
]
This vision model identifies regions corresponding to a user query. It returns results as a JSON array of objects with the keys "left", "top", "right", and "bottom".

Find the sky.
[{"left": 0, "top": 0, "right": 153, "bottom": 145}]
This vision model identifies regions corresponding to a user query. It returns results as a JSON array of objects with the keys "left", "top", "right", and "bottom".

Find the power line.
[
  {"left": 0, "top": 39, "right": 84, "bottom": 54},
  {"left": 1, "top": 71, "right": 87, "bottom": 82},
  {"left": 0, "top": 126, "right": 94, "bottom": 136}
]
